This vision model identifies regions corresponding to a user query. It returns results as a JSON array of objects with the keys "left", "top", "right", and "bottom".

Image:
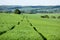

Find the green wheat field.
[{"left": 0, "top": 13, "right": 60, "bottom": 40}]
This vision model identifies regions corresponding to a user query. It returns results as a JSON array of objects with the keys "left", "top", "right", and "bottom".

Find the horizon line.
[{"left": 0, "top": 5, "right": 60, "bottom": 6}]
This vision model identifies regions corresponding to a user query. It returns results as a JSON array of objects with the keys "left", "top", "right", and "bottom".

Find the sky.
[{"left": 0, "top": 0, "right": 60, "bottom": 6}]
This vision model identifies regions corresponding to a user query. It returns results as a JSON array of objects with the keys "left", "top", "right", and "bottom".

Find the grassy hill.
[{"left": 0, "top": 13, "right": 60, "bottom": 40}]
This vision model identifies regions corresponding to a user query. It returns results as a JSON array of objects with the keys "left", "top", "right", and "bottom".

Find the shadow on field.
[
  {"left": 0, "top": 24, "right": 16, "bottom": 36},
  {"left": 17, "top": 22, "right": 20, "bottom": 25},
  {"left": 29, "top": 23, "right": 33, "bottom": 26},
  {"left": 0, "top": 31, "right": 7, "bottom": 35},
  {"left": 20, "top": 15, "right": 25, "bottom": 22},
  {"left": 21, "top": 20, "right": 23, "bottom": 22},
  {"left": 10, "top": 25, "right": 15, "bottom": 30},
  {"left": 33, "top": 27, "right": 47, "bottom": 40},
  {"left": 29, "top": 22, "right": 47, "bottom": 40}
]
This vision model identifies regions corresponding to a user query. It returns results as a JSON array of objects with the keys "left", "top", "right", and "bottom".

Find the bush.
[
  {"left": 51, "top": 16, "right": 56, "bottom": 19},
  {"left": 57, "top": 16, "right": 60, "bottom": 19},
  {"left": 41, "top": 15, "right": 49, "bottom": 18},
  {"left": 45, "top": 15, "right": 49, "bottom": 18},
  {"left": 41, "top": 16, "right": 45, "bottom": 18}
]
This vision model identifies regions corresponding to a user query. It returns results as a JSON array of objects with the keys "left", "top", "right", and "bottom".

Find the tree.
[{"left": 14, "top": 9, "right": 21, "bottom": 14}]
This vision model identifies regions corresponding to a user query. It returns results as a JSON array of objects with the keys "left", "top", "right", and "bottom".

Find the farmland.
[{"left": 0, "top": 13, "right": 60, "bottom": 40}]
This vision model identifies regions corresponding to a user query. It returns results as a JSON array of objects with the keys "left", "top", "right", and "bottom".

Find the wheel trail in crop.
[{"left": 25, "top": 15, "right": 47, "bottom": 40}]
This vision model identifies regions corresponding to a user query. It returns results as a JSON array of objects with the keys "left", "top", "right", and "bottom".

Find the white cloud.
[{"left": 0, "top": 0, "right": 60, "bottom": 6}]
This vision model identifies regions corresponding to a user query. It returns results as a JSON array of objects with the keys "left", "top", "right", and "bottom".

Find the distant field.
[{"left": 0, "top": 13, "right": 60, "bottom": 40}]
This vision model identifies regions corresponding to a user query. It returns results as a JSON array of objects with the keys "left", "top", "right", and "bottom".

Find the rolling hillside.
[{"left": 0, "top": 5, "right": 60, "bottom": 13}]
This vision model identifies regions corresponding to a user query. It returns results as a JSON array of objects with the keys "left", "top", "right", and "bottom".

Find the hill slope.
[{"left": 0, "top": 5, "right": 60, "bottom": 13}]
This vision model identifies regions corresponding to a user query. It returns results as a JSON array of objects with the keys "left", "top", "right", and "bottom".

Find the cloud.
[{"left": 0, "top": 0, "right": 60, "bottom": 6}]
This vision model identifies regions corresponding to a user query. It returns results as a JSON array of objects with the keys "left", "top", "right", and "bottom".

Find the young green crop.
[{"left": 0, "top": 13, "right": 60, "bottom": 40}]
